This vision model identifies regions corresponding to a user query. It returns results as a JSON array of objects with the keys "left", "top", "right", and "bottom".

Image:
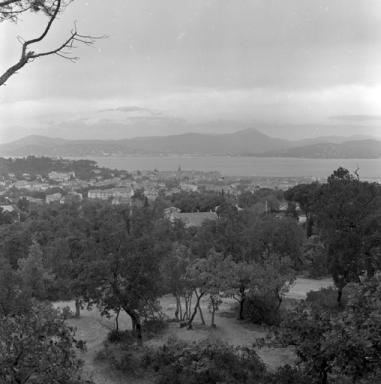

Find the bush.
[
  {"left": 267, "top": 365, "right": 307, "bottom": 384},
  {"left": 107, "top": 329, "right": 135, "bottom": 344},
  {"left": 60, "top": 305, "right": 75, "bottom": 320},
  {"left": 95, "top": 343, "right": 146, "bottom": 376},
  {"left": 306, "top": 286, "right": 348, "bottom": 313},
  {"left": 142, "top": 339, "right": 267, "bottom": 384},
  {"left": 243, "top": 294, "right": 281, "bottom": 326},
  {"left": 142, "top": 317, "right": 168, "bottom": 338}
]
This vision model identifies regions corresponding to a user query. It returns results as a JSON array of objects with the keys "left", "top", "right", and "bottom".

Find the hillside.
[
  {"left": 260, "top": 140, "right": 381, "bottom": 159},
  {"left": 0, "top": 130, "right": 380, "bottom": 158},
  {"left": 0, "top": 129, "right": 290, "bottom": 157}
]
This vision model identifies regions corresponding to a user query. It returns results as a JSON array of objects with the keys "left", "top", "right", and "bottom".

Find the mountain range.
[{"left": 0, "top": 129, "right": 380, "bottom": 159}]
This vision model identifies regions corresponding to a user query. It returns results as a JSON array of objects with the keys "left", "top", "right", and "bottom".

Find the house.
[
  {"left": 144, "top": 189, "right": 159, "bottom": 202},
  {"left": 13, "top": 180, "right": 32, "bottom": 190},
  {"left": 25, "top": 196, "right": 44, "bottom": 205},
  {"left": 87, "top": 187, "right": 134, "bottom": 200},
  {"left": 0, "top": 204, "right": 16, "bottom": 213},
  {"left": 46, "top": 193, "right": 62, "bottom": 204},
  {"left": 111, "top": 196, "right": 131, "bottom": 205},
  {"left": 60, "top": 192, "right": 83, "bottom": 204},
  {"left": 179, "top": 183, "right": 198, "bottom": 192},
  {"left": 48, "top": 171, "right": 75, "bottom": 182}
]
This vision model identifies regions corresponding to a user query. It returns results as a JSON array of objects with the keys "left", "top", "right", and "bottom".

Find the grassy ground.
[{"left": 53, "top": 277, "right": 332, "bottom": 384}]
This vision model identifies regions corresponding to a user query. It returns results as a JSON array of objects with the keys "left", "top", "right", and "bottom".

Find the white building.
[
  {"left": 46, "top": 193, "right": 62, "bottom": 204},
  {"left": 87, "top": 187, "right": 134, "bottom": 200},
  {"left": 48, "top": 171, "right": 75, "bottom": 182}
]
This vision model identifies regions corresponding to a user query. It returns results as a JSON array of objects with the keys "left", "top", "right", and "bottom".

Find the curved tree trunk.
[
  {"left": 74, "top": 297, "right": 81, "bottom": 318},
  {"left": 198, "top": 305, "right": 206, "bottom": 325},
  {"left": 115, "top": 308, "right": 120, "bottom": 332},
  {"left": 187, "top": 290, "right": 205, "bottom": 329},
  {"left": 337, "top": 286, "right": 343, "bottom": 308},
  {"left": 211, "top": 308, "right": 216, "bottom": 328},
  {"left": 124, "top": 308, "right": 143, "bottom": 345},
  {"left": 238, "top": 286, "right": 246, "bottom": 320},
  {"left": 175, "top": 295, "right": 181, "bottom": 321}
]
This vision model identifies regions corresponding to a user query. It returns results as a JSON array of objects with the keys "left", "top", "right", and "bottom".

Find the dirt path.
[{"left": 54, "top": 277, "right": 332, "bottom": 383}]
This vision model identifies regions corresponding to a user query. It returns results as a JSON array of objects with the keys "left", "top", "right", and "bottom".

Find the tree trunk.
[
  {"left": 198, "top": 305, "right": 206, "bottom": 325},
  {"left": 183, "top": 296, "right": 189, "bottom": 321},
  {"left": 136, "top": 322, "right": 143, "bottom": 347},
  {"left": 239, "top": 297, "right": 245, "bottom": 320},
  {"left": 115, "top": 308, "right": 120, "bottom": 332},
  {"left": 276, "top": 292, "right": 282, "bottom": 311},
  {"left": 175, "top": 295, "right": 181, "bottom": 321},
  {"left": 306, "top": 213, "right": 313, "bottom": 238},
  {"left": 319, "top": 361, "right": 328, "bottom": 384},
  {"left": 125, "top": 309, "right": 143, "bottom": 346},
  {"left": 337, "top": 286, "right": 343, "bottom": 308},
  {"left": 238, "top": 287, "right": 246, "bottom": 320},
  {"left": 211, "top": 308, "right": 216, "bottom": 328},
  {"left": 179, "top": 297, "right": 183, "bottom": 320},
  {"left": 74, "top": 297, "right": 81, "bottom": 318},
  {"left": 187, "top": 291, "right": 204, "bottom": 329}
]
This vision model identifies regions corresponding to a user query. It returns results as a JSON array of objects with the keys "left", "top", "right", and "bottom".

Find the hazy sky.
[{"left": 1, "top": 0, "right": 381, "bottom": 142}]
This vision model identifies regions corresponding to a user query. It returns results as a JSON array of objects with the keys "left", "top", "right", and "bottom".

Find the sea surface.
[{"left": 85, "top": 155, "right": 381, "bottom": 181}]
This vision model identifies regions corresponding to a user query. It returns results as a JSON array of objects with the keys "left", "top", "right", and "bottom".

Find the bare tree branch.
[{"left": 0, "top": 0, "right": 104, "bottom": 86}]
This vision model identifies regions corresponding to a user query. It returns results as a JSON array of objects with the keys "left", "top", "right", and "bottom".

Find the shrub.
[
  {"left": 142, "top": 339, "right": 267, "bottom": 384},
  {"left": 305, "top": 286, "right": 348, "bottom": 313},
  {"left": 243, "top": 294, "right": 281, "bottom": 326},
  {"left": 61, "top": 305, "right": 75, "bottom": 320},
  {"left": 107, "top": 329, "right": 135, "bottom": 344},
  {"left": 266, "top": 365, "right": 307, "bottom": 384},
  {"left": 142, "top": 317, "right": 168, "bottom": 338},
  {"left": 113, "top": 347, "right": 146, "bottom": 375}
]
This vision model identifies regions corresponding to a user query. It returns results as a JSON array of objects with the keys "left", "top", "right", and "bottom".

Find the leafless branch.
[{"left": 0, "top": 0, "right": 105, "bottom": 86}]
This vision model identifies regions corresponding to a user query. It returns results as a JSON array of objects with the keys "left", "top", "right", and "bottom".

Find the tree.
[
  {"left": 82, "top": 205, "right": 164, "bottom": 345},
  {"left": 0, "top": 302, "right": 89, "bottom": 384},
  {"left": 285, "top": 182, "right": 320, "bottom": 237},
  {"left": 0, "top": 0, "right": 101, "bottom": 86},
  {"left": 18, "top": 240, "right": 53, "bottom": 300},
  {"left": 223, "top": 256, "right": 261, "bottom": 320},
  {"left": 257, "top": 254, "right": 296, "bottom": 311},
  {"left": 276, "top": 274, "right": 381, "bottom": 384},
  {"left": 160, "top": 243, "right": 190, "bottom": 322},
  {"left": 314, "top": 168, "right": 381, "bottom": 305},
  {"left": 0, "top": 257, "right": 30, "bottom": 316}
]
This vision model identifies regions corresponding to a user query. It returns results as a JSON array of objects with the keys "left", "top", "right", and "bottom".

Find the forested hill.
[
  {"left": 1, "top": 130, "right": 380, "bottom": 158},
  {"left": 0, "top": 157, "right": 98, "bottom": 178},
  {"left": 259, "top": 140, "right": 381, "bottom": 159}
]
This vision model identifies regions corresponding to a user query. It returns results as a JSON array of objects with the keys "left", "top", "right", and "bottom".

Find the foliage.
[
  {"left": 314, "top": 168, "right": 381, "bottom": 302},
  {"left": 305, "top": 287, "right": 348, "bottom": 314},
  {"left": 276, "top": 274, "right": 381, "bottom": 384},
  {"left": 243, "top": 294, "right": 282, "bottom": 326},
  {"left": 169, "top": 190, "right": 226, "bottom": 212},
  {"left": 0, "top": 156, "right": 99, "bottom": 179},
  {"left": 107, "top": 329, "right": 136, "bottom": 344},
  {"left": 142, "top": 316, "right": 169, "bottom": 338},
  {"left": 0, "top": 257, "right": 31, "bottom": 316},
  {"left": 18, "top": 240, "right": 53, "bottom": 300},
  {"left": 284, "top": 182, "right": 320, "bottom": 237},
  {"left": 141, "top": 339, "right": 268, "bottom": 384},
  {"left": 0, "top": 302, "right": 89, "bottom": 384},
  {"left": 302, "top": 235, "right": 329, "bottom": 278}
]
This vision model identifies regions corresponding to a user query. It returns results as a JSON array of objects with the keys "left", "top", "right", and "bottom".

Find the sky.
[{"left": 1, "top": 0, "right": 381, "bottom": 143}]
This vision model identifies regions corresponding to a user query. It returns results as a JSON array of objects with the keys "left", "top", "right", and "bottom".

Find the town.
[{"left": 0, "top": 156, "right": 318, "bottom": 225}]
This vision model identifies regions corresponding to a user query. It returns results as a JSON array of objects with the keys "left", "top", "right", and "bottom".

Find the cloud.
[
  {"left": 330, "top": 115, "right": 381, "bottom": 122},
  {"left": 100, "top": 105, "right": 162, "bottom": 116}
]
